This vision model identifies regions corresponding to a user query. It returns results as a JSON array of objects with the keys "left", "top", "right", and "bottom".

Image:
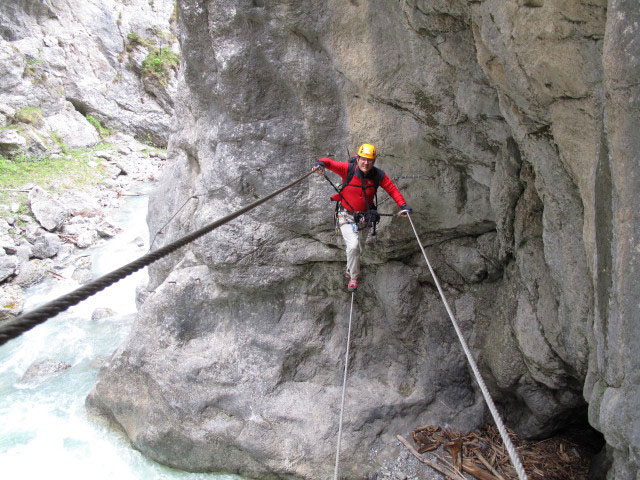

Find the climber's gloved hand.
[
  {"left": 398, "top": 204, "right": 412, "bottom": 216},
  {"left": 312, "top": 160, "right": 325, "bottom": 175}
]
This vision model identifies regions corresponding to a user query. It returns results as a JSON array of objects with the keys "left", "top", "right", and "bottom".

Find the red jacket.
[{"left": 319, "top": 157, "right": 406, "bottom": 212}]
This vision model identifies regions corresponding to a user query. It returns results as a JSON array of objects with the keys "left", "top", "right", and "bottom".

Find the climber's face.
[{"left": 357, "top": 155, "right": 375, "bottom": 174}]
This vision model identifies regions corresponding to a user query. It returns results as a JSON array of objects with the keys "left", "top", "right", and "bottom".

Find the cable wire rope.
[
  {"left": 334, "top": 291, "right": 355, "bottom": 480},
  {"left": 406, "top": 212, "right": 528, "bottom": 480},
  {"left": 0, "top": 171, "right": 313, "bottom": 346}
]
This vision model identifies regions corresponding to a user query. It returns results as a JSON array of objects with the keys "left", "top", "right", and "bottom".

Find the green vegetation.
[
  {"left": 86, "top": 115, "right": 114, "bottom": 138},
  {"left": 14, "top": 106, "right": 43, "bottom": 126},
  {"left": 141, "top": 47, "right": 179, "bottom": 85},
  {"left": 0, "top": 145, "right": 112, "bottom": 220},
  {"left": 123, "top": 31, "right": 179, "bottom": 85},
  {"left": 126, "top": 32, "right": 153, "bottom": 51},
  {"left": 50, "top": 131, "right": 70, "bottom": 155}
]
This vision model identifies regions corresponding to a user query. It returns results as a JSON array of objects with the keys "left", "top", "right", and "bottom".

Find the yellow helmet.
[{"left": 357, "top": 143, "right": 376, "bottom": 159}]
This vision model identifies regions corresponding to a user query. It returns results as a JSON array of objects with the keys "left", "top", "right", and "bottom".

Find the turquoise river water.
[{"left": 0, "top": 189, "right": 244, "bottom": 480}]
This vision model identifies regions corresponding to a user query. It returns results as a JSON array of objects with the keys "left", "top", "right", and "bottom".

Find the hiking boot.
[{"left": 347, "top": 277, "right": 359, "bottom": 292}]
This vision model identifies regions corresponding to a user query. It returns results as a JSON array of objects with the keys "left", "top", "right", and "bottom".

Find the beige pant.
[{"left": 337, "top": 211, "right": 369, "bottom": 280}]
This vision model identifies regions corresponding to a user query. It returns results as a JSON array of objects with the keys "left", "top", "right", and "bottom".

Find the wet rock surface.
[{"left": 20, "top": 358, "right": 71, "bottom": 383}]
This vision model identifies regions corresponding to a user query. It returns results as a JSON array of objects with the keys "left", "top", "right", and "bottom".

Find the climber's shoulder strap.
[{"left": 341, "top": 157, "right": 384, "bottom": 192}]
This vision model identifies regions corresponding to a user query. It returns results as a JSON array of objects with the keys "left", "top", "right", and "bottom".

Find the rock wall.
[
  {"left": 88, "top": 1, "right": 639, "bottom": 479},
  {"left": 0, "top": 0, "right": 178, "bottom": 150}
]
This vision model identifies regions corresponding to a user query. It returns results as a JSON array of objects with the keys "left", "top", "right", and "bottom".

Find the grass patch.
[
  {"left": 0, "top": 145, "right": 112, "bottom": 220},
  {"left": 126, "top": 32, "right": 153, "bottom": 51},
  {"left": 86, "top": 115, "right": 114, "bottom": 138},
  {"left": 50, "top": 131, "right": 70, "bottom": 155},
  {"left": 124, "top": 31, "right": 179, "bottom": 86},
  {"left": 141, "top": 47, "right": 179, "bottom": 86}
]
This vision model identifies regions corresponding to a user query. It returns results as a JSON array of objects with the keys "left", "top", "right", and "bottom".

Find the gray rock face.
[
  {"left": 584, "top": 2, "right": 640, "bottom": 479},
  {"left": 88, "top": 1, "right": 638, "bottom": 479},
  {"left": 0, "top": 0, "right": 179, "bottom": 148}
]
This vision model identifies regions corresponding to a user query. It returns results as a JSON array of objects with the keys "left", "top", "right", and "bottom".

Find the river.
[{"left": 0, "top": 186, "right": 242, "bottom": 480}]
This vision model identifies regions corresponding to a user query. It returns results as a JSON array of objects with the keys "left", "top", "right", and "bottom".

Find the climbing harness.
[
  {"left": 319, "top": 162, "right": 394, "bottom": 237},
  {"left": 405, "top": 212, "right": 529, "bottom": 480},
  {"left": 0, "top": 170, "right": 313, "bottom": 347},
  {"left": 334, "top": 291, "right": 355, "bottom": 480}
]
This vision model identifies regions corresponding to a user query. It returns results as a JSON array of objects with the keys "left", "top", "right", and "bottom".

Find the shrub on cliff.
[{"left": 141, "top": 47, "right": 179, "bottom": 86}]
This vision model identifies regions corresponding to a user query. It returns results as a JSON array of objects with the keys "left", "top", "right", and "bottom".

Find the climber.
[{"left": 312, "top": 143, "right": 411, "bottom": 292}]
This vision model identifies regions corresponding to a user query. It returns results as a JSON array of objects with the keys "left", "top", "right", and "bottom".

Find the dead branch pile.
[{"left": 398, "top": 424, "right": 590, "bottom": 480}]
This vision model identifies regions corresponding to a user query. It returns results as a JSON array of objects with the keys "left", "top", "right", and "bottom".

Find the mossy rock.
[{"left": 15, "top": 107, "right": 43, "bottom": 127}]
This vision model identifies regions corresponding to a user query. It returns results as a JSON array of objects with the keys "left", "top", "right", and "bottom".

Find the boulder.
[
  {"left": 15, "top": 243, "right": 32, "bottom": 261},
  {"left": 28, "top": 187, "right": 66, "bottom": 232},
  {"left": 0, "top": 128, "right": 27, "bottom": 155},
  {"left": 30, "top": 232, "right": 61, "bottom": 259},
  {"left": 0, "top": 250, "right": 18, "bottom": 282},
  {"left": 71, "top": 255, "right": 92, "bottom": 284},
  {"left": 45, "top": 107, "right": 100, "bottom": 149},
  {"left": 91, "top": 307, "right": 116, "bottom": 320},
  {"left": 62, "top": 223, "right": 98, "bottom": 249},
  {"left": 13, "top": 259, "right": 50, "bottom": 288},
  {"left": 96, "top": 220, "right": 118, "bottom": 239},
  {"left": 0, "top": 235, "right": 18, "bottom": 255},
  {"left": 20, "top": 359, "right": 71, "bottom": 383}
]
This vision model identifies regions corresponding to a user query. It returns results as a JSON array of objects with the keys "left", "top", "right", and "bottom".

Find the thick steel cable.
[
  {"left": 334, "top": 291, "right": 355, "bottom": 480},
  {"left": 0, "top": 171, "right": 313, "bottom": 347},
  {"left": 406, "top": 213, "right": 528, "bottom": 480}
]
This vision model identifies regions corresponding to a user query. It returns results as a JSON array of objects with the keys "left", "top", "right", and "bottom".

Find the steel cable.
[
  {"left": 0, "top": 171, "right": 313, "bottom": 347},
  {"left": 334, "top": 291, "right": 355, "bottom": 480},
  {"left": 406, "top": 212, "right": 529, "bottom": 480}
]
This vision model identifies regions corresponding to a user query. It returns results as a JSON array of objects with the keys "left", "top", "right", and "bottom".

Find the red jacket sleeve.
[
  {"left": 318, "top": 157, "right": 349, "bottom": 181},
  {"left": 380, "top": 174, "right": 407, "bottom": 207}
]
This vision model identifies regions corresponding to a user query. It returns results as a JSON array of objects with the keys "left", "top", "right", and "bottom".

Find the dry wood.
[
  {"left": 408, "top": 423, "right": 592, "bottom": 480},
  {"left": 476, "top": 451, "right": 506, "bottom": 480},
  {"left": 461, "top": 458, "right": 500, "bottom": 480},
  {"left": 445, "top": 438, "right": 463, "bottom": 471},
  {"left": 46, "top": 269, "right": 66, "bottom": 280},
  {"left": 397, "top": 435, "right": 463, "bottom": 479},
  {"left": 436, "top": 454, "right": 467, "bottom": 480}
]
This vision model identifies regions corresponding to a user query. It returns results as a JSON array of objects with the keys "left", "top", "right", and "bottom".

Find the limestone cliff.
[
  {"left": 0, "top": 0, "right": 178, "bottom": 150},
  {"left": 88, "top": 1, "right": 639, "bottom": 479}
]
